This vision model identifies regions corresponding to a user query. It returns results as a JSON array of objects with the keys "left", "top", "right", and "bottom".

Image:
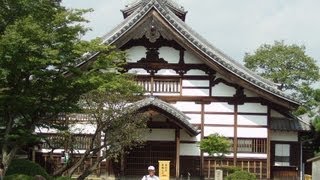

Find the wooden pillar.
[
  {"left": 175, "top": 128, "right": 180, "bottom": 179},
  {"left": 233, "top": 104, "right": 238, "bottom": 166},
  {"left": 200, "top": 103, "right": 205, "bottom": 179},
  {"left": 267, "top": 107, "right": 271, "bottom": 179}
]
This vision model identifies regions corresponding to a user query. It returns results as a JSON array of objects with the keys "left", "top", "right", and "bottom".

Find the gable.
[{"left": 80, "top": 0, "right": 299, "bottom": 109}]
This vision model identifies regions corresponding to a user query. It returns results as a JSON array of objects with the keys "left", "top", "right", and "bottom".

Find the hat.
[{"left": 148, "top": 166, "right": 155, "bottom": 171}]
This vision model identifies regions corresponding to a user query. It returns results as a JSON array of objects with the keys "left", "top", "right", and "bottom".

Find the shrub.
[
  {"left": 226, "top": 170, "right": 256, "bottom": 180},
  {"left": 6, "top": 159, "right": 52, "bottom": 180},
  {"left": 4, "top": 174, "right": 34, "bottom": 180},
  {"left": 221, "top": 166, "right": 242, "bottom": 174},
  {"left": 55, "top": 177, "right": 73, "bottom": 180}
]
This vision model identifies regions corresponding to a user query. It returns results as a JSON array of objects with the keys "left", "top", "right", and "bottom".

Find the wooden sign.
[{"left": 158, "top": 160, "right": 170, "bottom": 180}]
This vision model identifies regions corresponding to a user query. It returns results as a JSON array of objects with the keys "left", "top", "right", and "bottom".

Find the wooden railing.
[{"left": 137, "top": 78, "right": 180, "bottom": 94}]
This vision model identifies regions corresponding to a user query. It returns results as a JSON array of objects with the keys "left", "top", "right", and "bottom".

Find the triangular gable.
[{"left": 79, "top": 0, "right": 300, "bottom": 109}]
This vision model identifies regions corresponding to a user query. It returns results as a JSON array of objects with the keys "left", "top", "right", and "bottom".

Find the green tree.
[
  {"left": 49, "top": 75, "right": 146, "bottom": 179},
  {"left": 244, "top": 41, "right": 320, "bottom": 99},
  {"left": 0, "top": 0, "right": 128, "bottom": 175},
  {"left": 199, "top": 133, "right": 231, "bottom": 157}
]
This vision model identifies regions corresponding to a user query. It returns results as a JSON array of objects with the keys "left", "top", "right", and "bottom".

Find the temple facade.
[{"left": 36, "top": 0, "right": 310, "bottom": 179}]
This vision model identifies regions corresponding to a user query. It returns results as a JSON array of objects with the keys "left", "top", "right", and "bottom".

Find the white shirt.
[{"left": 141, "top": 175, "right": 160, "bottom": 180}]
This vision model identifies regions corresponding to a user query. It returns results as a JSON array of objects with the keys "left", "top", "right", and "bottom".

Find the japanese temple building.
[{"left": 36, "top": 0, "right": 311, "bottom": 179}]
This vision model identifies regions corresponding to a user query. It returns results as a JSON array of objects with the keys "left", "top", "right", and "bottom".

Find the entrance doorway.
[{"left": 125, "top": 141, "right": 176, "bottom": 177}]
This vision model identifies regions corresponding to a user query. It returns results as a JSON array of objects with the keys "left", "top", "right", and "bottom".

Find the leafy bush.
[
  {"left": 4, "top": 174, "right": 34, "bottom": 180},
  {"left": 221, "top": 166, "right": 242, "bottom": 174},
  {"left": 55, "top": 177, "right": 73, "bottom": 180},
  {"left": 6, "top": 159, "right": 52, "bottom": 180},
  {"left": 226, "top": 170, "right": 256, "bottom": 180}
]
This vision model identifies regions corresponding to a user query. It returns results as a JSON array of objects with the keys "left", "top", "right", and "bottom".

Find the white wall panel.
[
  {"left": 125, "top": 46, "right": 146, "bottom": 62},
  {"left": 237, "top": 115, "right": 268, "bottom": 126},
  {"left": 153, "top": 93, "right": 180, "bottom": 96},
  {"left": 155, "top": 69, "right": 178, "bottom": 76},
  {"left": 182, "top": 80, "right": 209, "bottom": 87},
  {"left": 205, "top": 102, "right": 234, "bottom": 112},
  {"left": 204, "top": 126, "right": 234, "bottom": 137},
  {"left": 180, "top": 130, "right": 201, "bottom": 141},
  {"left": 212, "top": 83, "right": 236, "bottom": 97},
  {"left": 184, "top": 51, "right": 203, "bottom": 64},
  {"left": 244, "top": 89, "right": 259, "bottom": 97},
  {"left": 180, "top": 143, "right": 201, "bottom": 156},
  {"left": 128, "top": 68, "right": 149, "bottom": 75},
  {"left": 237, "top": 128, "right": 267, "bottom": 138},
  {"left": 69, "top": 123, "right": 96, "bottom": 134},
  {"left": 237, "top": 153, "right": 267, "bottom": 159},
  {"left": 238, "top": 103, "right": 267, "bottom": 113},
  {"left": 182, "top": 88, "right": 210, "bottom": 96},
  {"left": 185, "top": 69, "right": 207, "bottom": 76},
  {"left": 271, "top": 131, "right": 298, "bottom": 142},
  {"left": 204, "top": 114, "right": 234, "bottom": 125},
  {"left": 171, "top": 102, "right": 201, "bottom": 112},
  {"left": 185, "top": 113, "right": 201, "bottom": 124},
  {"left": 143, "top": 129, "right": 175, "bottom": 141},
  {"left": 159, "top": 47, "right": 179, "bottom": 63}
]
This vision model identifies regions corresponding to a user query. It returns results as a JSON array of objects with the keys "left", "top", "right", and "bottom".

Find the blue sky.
[{"left": 62, "top": 0, "right": 320, "bottom": 65}]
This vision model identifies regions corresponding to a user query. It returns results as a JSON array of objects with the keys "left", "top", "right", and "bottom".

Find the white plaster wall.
[
  {"left": 153, "top": 92, "right": 180, "bottom": 96},
  {"left": 204, "top": 126, "right": 234, "bottom": 137},
  {"left": 180, "top": 143, "right": 201, "bottom": 156},
  {"left": 312, "top": 160, "right": 320, "bottom": 180},
  {"left": 243, "top": 89, "right": 259, "bottom": 97},
  {"left": 180, "top": 130, "right": 201, "bottom": 141},
  {"left": 143, "top": 129, "right": 175, "bottom": 141},
  {"left": 237, "top": 153, "right": 267, "bottom": 159},
  {"left": 171, "top": 102, "right": 201, "bottom": 112},
  {"left": 204, "top": 114, "right": 234, "bottom": 125},
  {"left": 182, "top": 80, "right": 209, "bottom": 87},
  {"left": 205, "top": 102, "right": 234, "bottom": 112},
  {"left": 125, "top": 46, "right": 146, "bottom": 62},
  {"left": 184, "top": 51, "right": 203, "bottom": 64},
  {"left": 238, "top": 103, "right": 267, "bottom": 113},
  {"left": 270, "top": 110, "right": 285, "bottom": 118},
  {"left": 237, "top": 115, "right": 268, "bottom": 126},
  {"left": 128, "top": 68, "right": 149, "bottom": 75},
  {"left": 185, "top": 113, "right": 201, "bottom": 124},
  {"left": 212, "top": 83, "right": 236, "bottom": 97},
  {"left": 69, "top": 123, "right": 96, "bottom": 134},
  {"left": 270, "top": 131, "right": 298, "bottom": 142},
  {"left": 182, "top": 88, "right": 210, "bottom": 96},
  {"left": 237, "top": 128, "right": 267, "bottom": 138},
  {"left": 159, "top": 47, "right": 180, "bottom": 63},
  {"left": 155, "top": 69, "right": 178, "bottom": 76},
  {"left": 185, "top": 69, "right": 207, "bottom": 76}
]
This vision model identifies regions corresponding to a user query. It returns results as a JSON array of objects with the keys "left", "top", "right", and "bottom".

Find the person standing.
[{"left": 141, "top": 166, "right": 159, "bottom": 180}]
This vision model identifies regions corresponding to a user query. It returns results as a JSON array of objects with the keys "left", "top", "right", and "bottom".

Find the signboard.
[
  {"left": 215, "top": 169, "right": 223, "bottom": 180},
  {"left": 158, "top": 160, "right": 170, "bottom": 180}
]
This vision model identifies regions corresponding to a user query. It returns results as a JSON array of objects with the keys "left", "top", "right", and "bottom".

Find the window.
[{"left": 274, "top": 144, "right": 290, "bottom": 166}]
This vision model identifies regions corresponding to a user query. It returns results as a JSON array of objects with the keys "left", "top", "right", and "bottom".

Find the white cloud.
[{"left": 62, "top": 0, "right": 320, "bottom": 65}]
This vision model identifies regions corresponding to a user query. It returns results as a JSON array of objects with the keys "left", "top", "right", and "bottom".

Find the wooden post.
[
  {"left": 175, "top": 128, "right": 180, "bottom": 179},
  {"left": 200, "top": 103, "right": 205, "bottom": 179},
  {"left": 233, "top": 104, "right": 238, "bottom": 166},
  {"left": 208, "top": 160, "right": 211, "bottom": 179},
  {"left": 267, "top": 107, "right": 271, "bottom": 179}
]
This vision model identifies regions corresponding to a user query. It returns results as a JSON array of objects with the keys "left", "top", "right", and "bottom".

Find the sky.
[{"left": 62, "top": 0, "right": 320, "bottom": 65}]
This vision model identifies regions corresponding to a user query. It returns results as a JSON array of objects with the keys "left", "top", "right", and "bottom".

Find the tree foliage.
[
  {"left": 43, "top": 75, "right": 146, "bottom": 179},
  {"left": 199, "top": 133, "right": 231, "bottom": 157},
  {"left": 244, "top": 41, "right": 320, "bottom": 98},
  {"left": 0, "top": 0, "right": 130, "bottom": 174}
]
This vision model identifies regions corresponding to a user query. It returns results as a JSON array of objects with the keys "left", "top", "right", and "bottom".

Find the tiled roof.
[
  {"left": 130, "top": 97, "right": 200, "bottom": 136},
  {"left": 270, "top": 117, "right": 310, "bottom": 132},
  {"left": 79, "top": 0, "right": 300, "bottom": 107}
]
